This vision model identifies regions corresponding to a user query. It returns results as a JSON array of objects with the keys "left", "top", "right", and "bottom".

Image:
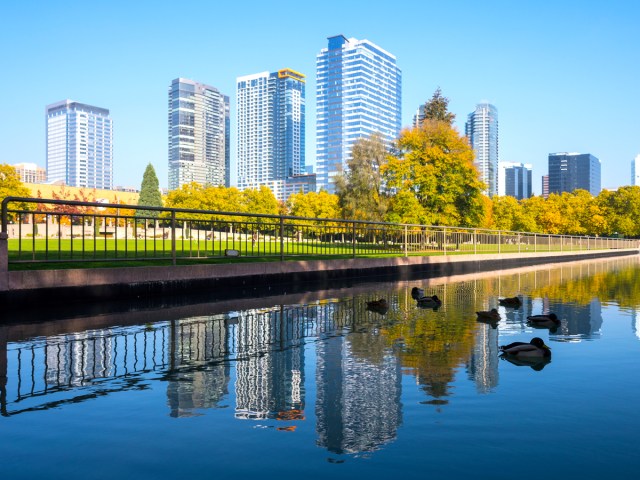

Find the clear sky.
[{"left": 1, "top": 0, "right": 638, "bottom": 194}]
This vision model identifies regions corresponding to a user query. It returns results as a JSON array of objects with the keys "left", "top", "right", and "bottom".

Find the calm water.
[{"left": 2, "top": 256, "right": 640, "bottom": 479}]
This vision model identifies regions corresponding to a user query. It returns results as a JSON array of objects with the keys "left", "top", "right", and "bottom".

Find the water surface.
[{"left": 2, "top": 256, "right": 640, "bottom": 478}]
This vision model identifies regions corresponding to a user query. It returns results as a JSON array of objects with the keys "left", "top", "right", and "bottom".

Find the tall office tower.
[
  {"left": 542, "top": 175, "right": 549, "bottom": 198},
  {"left": 498, "top": 162, "right": 532, "bottom": 199},
  {"left": 548, "top": 152, "right": 601, "bottom": 196},
  {"left": 412, "top": 104, "right": 427, "bottom": 128},
  {"left": 236, "top": 69, "right": 306, "bottom": 192},
  {"left": 316, "top": 35, "right": 402, "bottom": 193},
  {"left": 632, "top": 154, "right": 640, "bottom": 186},
  {"left": 465, "top": 103, "right": 499, "bottom": 197},
  {"left": 168, "top": 78, "right": 230, "bottom": 191},
  {"left": 46, "top": 100, "right": 113, "bottom": 189}
]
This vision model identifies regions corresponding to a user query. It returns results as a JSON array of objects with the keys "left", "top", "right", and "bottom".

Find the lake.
[{"left": 2, "top": 255, "right": 640, "bottom": 479}]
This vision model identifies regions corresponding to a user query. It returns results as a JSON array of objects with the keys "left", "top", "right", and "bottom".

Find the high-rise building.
[
  {"left": 542, "top": 175, "right": 549, "bottom": 199},
  {"left": 466, "top": 103, "right": 498, "bottom": 197},
  {"left": 46, "top": 100, "right": 113, "bottom": 189},
  {"left": 236, "top": 69, "right": 306, "bottom": 197},
  {"left": 632, "top": 154, "right": 640, "bottom": 186},
  {"left": 13, "top": 163, "right": 47, "bottom": 184},
  {"left": 316, "top": 35, "right": 402, "bottom": 193},
  {"left": 168, "top": 78, "right": 230, "bottom": 190},
  {"left": 498, "top": 162, "right": 532, "bottom": 199},
  {"left": 548, "top": 152, "right": 601, "bottom": 196}
]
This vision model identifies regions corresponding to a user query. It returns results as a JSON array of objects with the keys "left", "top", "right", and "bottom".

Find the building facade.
[
  {"left": 236, "top": 69, "right": 306, "bottom": 199},
  {"left": 46, "top": 100, "right": 113, "bottom": 189},
  {"left": 548, "top": 152, "right": 601, "bottom": 196},
  {"left": 316, "top": 35, "right": 402, "bottom": 193},
  {"left": 632, "top": 154, "right": 640, "bottom": 187},
  {"left": 13, "top": 163, "right": 47, "bottom": 184},
  {"left": 465, "top": 103, "right": 498, "bottom": 197},
  {"left": 542, "top": 175, "right": 549, "bottom": 199},
  {"left": 168, "top": 78, "right": 230, "bottom": 190},
  {"left": 498, "top": 162, "right": 532, "bottom": 199}
]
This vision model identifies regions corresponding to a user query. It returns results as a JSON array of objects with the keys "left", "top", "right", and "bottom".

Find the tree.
[
  {"left": 0, "top": 164, "right": 33, "bottom": 221},
  {"left": 334, "top": 133, "right": 389, "bottom": 221},
  {"left": 418, "top": 87, "right": 456, "bottom": 126},
  {"left": 136, "top": 163, "right": 163, "bottom": 218},
  {"left": 383, "top": 121, "right": 486, "bottom": 227}
]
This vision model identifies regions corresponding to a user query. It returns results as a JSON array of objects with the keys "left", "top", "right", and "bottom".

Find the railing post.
[
  {"left": 0, "top": 231, "right": 8, "bottom": 292},
  {"left": 548, "top": 234, "right": 551, "bottom": 251},
  {"left": 352, "top": 222, "right": 356, "bottom": 259},
  {"left": 534, "top": 233, "right": 537, "bottom": 253},
  {"left": 280, "top": 217, "right": 285, "bottom": 261},
  {"left": 498, "top": 231, "right": 501, "bottom": 254},
  {"left": 474, "top": 230, "right": 477, "bottom": 255},
  {"left": 518, "top": 233, "right": 521, "bottom": 253},
  {"left": 171, "top": 211, "right": 176, "bottom": 266},
  {"left": 443, "top": 227, "right": 447, "bottom": 256},
  {"left": 404, "top": 225, "right": 408, "bottom": 258}
]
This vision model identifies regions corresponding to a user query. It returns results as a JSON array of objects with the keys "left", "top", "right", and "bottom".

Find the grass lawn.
[{"left": 6, "top": 237, "right": 598, "bottom": 271}]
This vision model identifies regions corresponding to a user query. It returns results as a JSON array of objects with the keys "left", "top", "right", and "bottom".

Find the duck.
[
  {"left": 499, "top": 337, "right": 551, "bottom": 358},
  {"left": 527, "top": 313, "right": 560, "bottom": 329},
  {"left": 499, "top": 296, "right": 522, "bottom": 307},
  {"left": 366, "top": 298, "right": 389, "bottom": 314},
  {"left": 476, "top": 308, "right": 501, "bottom": 320},
  {"left": 411, "top": 287, "right": 425, "bottom": 299},
  {"left": 416, "top": 294, "right": 442, "bottom": 308}
]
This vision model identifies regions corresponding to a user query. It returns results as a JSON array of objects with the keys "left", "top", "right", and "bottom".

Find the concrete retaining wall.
[{"left": 2, "top": 248, "right": 637, "bottom": 309}]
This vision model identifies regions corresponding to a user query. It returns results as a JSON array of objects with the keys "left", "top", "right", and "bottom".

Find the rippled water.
[{"left": 2, "top": 256, "right": 640, "bottom": 478}]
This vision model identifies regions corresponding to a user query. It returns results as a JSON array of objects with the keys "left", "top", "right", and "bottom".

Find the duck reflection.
[{"left": 499, "top": 355, "right": 551, "bottom": 371}]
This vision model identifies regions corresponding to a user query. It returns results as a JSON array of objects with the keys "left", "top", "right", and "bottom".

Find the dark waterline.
[{"left": 2, "top": 256, "right": 640, "bottom": 478}]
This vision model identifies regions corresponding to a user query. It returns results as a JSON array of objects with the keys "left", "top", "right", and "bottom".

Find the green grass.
[{"left": 6, "top": 237, "right": 607, "bottom": 271}]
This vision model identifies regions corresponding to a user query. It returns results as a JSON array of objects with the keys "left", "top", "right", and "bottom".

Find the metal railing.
[{"left": 1, "top": 196, "right": 637, "bottom": 267}]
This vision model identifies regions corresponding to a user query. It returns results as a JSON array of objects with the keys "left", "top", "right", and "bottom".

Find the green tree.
[
  {"left": 0, "top": 164, "right": 32, "bottom": 221},
  {"left": 383, "top": 121, "right": 486, "bottom": 227},
  {"left": 334, "top": 133, "right": 389, "bottom": 221},
  {"left": 136, "top": 163, "right": 163, "bottom": 218},
  {"left": 598, "top": 186, "right": 640, "bottom": 237},
  {"left": 418, "top": 87, "right": 456, "bottom": 126}
]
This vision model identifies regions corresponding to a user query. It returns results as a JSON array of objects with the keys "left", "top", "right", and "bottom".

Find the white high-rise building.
[
  {"left": 316, "top": 35, "right": 402, "bottom": 193},
  {"left": 46, "top": 100, "right": 113, "bottom": 189},
  {"left": 168, "top": 78, "right": 230, "bottom": 190},
  {"left": 236, "top": 69, "right": 306, "bottom": 196},
  {"left": 466, "top": 103, "right": 498, "bottom": 197},
  {"left": 632, "top": 154, "right": 640, "bottom": 186}
]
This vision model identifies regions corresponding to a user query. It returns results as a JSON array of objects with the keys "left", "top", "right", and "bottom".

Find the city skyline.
[{"left": 1, "top": 1, "right": 638, "bottom": 194}]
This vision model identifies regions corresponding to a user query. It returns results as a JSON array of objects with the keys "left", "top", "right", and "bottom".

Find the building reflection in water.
[
  {"left": 467, "top": 323, "right": 499, "bottom": 394},
  {"left": 315, "top": 300, "right": 402, "bottom": 455},
  {"left": 166, "top": 315, "right": 230, "bottom": 418},
  {"left": 542, "top": 299, "right": 603, "bottom": 338},
  {"left": 233, "top": 306, "right": 305, "bottom": 421}
]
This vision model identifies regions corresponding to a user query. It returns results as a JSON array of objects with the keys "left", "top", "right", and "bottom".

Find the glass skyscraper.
[
  {"left": 168, "top": 78, "right": 230, "bottom": 190},
  {"left": 632, "top": 154, "right": 640, "bottom": 186},
  {"left": 466, "top": 103, "right": 499, "bottom": 197},
  {"left": 548, "top": 152, "right": 601, "bottom": 196},
  {"left": 46, "top": 100, "right": 113, "bottom": 190},
  {"left": 316, "top": 35, "right": 402, "bottom": 193},
  {"left": 236, "top": 69, "right": 306, "bottom": 193},
  {"left": 498, "top": 162, "right": 532, "bottom": 199}
]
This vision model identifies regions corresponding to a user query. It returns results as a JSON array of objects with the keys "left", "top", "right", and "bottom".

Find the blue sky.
[{"left": 1, "top": 0, "right": 638, "bottom": 194}]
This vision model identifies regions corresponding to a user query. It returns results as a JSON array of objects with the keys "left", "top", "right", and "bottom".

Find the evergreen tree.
[
  {"left": 419, "top": 87, "right": 456, "bottom": 126},
  {"left": 136, "top": 163, "right": 163, "bottom": 218}
]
